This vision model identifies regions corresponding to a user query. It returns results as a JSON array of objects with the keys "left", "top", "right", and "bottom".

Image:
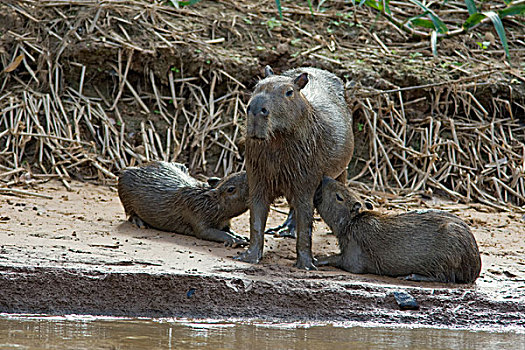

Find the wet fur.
[
  {"left": 315, "top": 178, "right": 481, "bottom": 283},
  {"left": 241, "top": 67, "right": 354, "bottom": 268},
  {"left": 118, "top": 161, "right": 248, "bottom": 245}
]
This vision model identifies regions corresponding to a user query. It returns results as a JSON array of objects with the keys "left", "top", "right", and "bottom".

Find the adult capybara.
[
  {"left": 314, "top": 176, "right": 482, "bottom": 283},
  {"left": 118, "top": 161, "right": 249, "bottom": 247},
  {"left": 237, "top": 66, "right": 354, "bottom": 269}
]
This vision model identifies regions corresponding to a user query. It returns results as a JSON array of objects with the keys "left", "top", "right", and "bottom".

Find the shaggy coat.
[
  {"left": 314, "top": 176, "right": 482, "bottom": 283},
  {"left": 239, "top": 66, "right": 354, "bottom": 269},
  {"left": 118, "top": 161, "right": 248, "bottom": 247}
]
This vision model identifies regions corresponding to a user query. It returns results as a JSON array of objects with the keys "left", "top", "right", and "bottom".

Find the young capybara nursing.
[
  {"left": 118, "top": 161, "right": 249, "bottom": 247},
  {"left": 238, "top": 66, "right": 354, "bottom": 269},
  {"left": 314, "top": 176, "right": 482, "bottom": 283}
]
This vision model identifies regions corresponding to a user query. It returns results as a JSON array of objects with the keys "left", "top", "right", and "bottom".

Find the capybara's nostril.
[{"left": 260, "top": 107, "right": 269, "bottom": 116}]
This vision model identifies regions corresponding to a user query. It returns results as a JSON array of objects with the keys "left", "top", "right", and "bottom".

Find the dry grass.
[{"left": 0, "top": 0, "right": 524, "bottom": 210}]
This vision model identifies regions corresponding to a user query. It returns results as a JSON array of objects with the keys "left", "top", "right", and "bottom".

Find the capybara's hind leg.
[
  {"left": 265, "top": 208, "right": 296, "bottom": 238},
  {"left": 129, "top": 214, "right": 149, "bottom": 229}
]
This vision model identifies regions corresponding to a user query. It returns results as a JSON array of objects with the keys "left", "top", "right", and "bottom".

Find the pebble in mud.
[{"left": 393, "top": 291, "right": 419, "bottom": 310}]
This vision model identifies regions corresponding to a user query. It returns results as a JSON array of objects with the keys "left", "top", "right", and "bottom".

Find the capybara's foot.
[
  {"left": 295, "top": 255, "right": 317, "bottom": 270},
  {"left": 266, "top": 210, "right": 296, "bottom": 238},
  {"left": 266, "top": 225, "right": 296, "bottom": 238},
  {"left": 403, "top": 273, "right": 437, "bottom": 282},
  {"left": 313, "top": 256, "right": 330, "bottom": 267},
  {"left": 224, "top": 234, "right": 249, "bottom": 248},
  {"left": 129, "top": 215, "right": 149, "bottom": 229},
  {"left": 234, "top": 248, "right": 262, "bottom": 264}
]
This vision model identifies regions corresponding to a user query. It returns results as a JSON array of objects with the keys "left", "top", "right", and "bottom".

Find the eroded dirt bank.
[{"left": 0, "top": 180, "right": 524, "bottom": 330}]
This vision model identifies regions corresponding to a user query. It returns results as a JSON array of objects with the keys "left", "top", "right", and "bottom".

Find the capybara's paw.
[
  {"left": 234, "top": 248, "right": 262, "bottom": 264},
  {"left": 224, "top": 236, "right": 249, "bottom": 248},
  {"left": 130, "top": 215, "right": 148, "bottom": 229},
  {"left": 265, "top": 224, "right": 296, "bottom": 238},
  {"left": 295, "top": 256, "right": 318, "bottom": 270},
  {"left": 313, "top": 256, "right": 329, "bottom": 267},
  {"left": 272, "top": 227, "right": 296, "bottom": 238}
]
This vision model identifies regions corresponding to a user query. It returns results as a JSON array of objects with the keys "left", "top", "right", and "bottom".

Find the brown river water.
[{"left": 0, "top": 314, "right": 523, "bottom": 350}]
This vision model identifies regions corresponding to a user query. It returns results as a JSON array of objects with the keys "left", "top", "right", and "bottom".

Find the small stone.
[
  {"left": 393, "top": 291, "right": 419, "bottom": 310},
  {"left": 186, "top": 288, "right": 196, "bottom": 298}
]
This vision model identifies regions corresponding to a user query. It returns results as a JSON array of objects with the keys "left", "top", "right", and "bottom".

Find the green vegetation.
[{"left": 273, "top": 0, "right": 525, "bottom": 62}]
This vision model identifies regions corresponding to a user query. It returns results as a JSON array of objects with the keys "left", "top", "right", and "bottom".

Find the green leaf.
[
  {"left": 409, "top": 18, "right": 435, "bottom": 29},
  {"left": 431, "top": 30, "right": 438, "bottom": 57},
  {"left": 179, "top": 0, "right": 202, "bottom": 6},
  {"left": 407, "top": 0, "right": 448, "bottom": 33},
  {"left": 307, "top": 0, "right": 314, "bottom": 16},
  {"left": 498, "top": 4, "right": 525, "bottom": 18},
  {"left": 463, "top": 5, "right": 524, "bottom": 31},
  {"left": 275, "top": 0, "right": 283, "bottom": 19},
  {"left": 384, "top": 0, "right": 392, "bottom": 15},
  {"left": 359, "top": 0, "right": 367, "bottom": 7},
  {"left": 364, "top": 0, "right": 383, "bottom": 11},
  {"left": 464, "top": 0, "right": 477, "bottom": 15},
  {"left": 463, "top": 13, "right": 486, "bottom": 30},
  {"left": 484, "top": 11, "right": 511, "bottom": 61},
  {"left": 428, "top": 13, "right": 448, "bottom": 33}
]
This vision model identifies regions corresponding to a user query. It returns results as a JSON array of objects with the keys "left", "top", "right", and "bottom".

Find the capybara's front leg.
[
  {"left": 235, "top": 199, "right": 269, "bottom": 263},
  {"left": 315, "top": 254, "right": 343, "bottom": 268},
  {"left": 198, "top": 228, "right": 248, "bottom": 248},
  {"left": 294, "top": 200, "right": 316, "bottom": 270}
]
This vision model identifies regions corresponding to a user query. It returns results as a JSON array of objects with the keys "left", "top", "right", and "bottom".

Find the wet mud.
[{"left": 0, "top": 180, "right": 524, "bottom": 331}]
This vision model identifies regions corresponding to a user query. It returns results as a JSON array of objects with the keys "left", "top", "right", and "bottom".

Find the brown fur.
[
  {"left": 118, "top": 161, "right": 249, "bottom": 247},
  {"left": 237, "top": 66, "right": 354, "bottom": 269},
  {"left": 314, "top": 176, "right": 482, "bottom": 283}
]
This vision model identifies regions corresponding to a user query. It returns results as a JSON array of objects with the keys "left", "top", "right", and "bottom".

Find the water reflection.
[{"left": 0, "top": 314, "right": 523, "bottom": 350}]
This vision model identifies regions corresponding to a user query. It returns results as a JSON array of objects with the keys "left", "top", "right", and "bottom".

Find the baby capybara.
[
  {"left": 314, "top": 176, "right": 481, "bottom": 283},
  {"left": 118, "top": 161, "right": 249, "bottom": 247},
  {"left": 238, "top": 66, "right": 354, "bottom": 269}
]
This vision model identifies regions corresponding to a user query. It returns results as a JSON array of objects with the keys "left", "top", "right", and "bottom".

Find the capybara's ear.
[
  {"left": 364, "top": 201, "right": 374, "bottom": 210},
  {"left": 207, "top": 177, "right": 221, "bottom": 188},
  {"left": 352, "top": 202, "right": 362, "bottom": 213},
  {"left": 264, "top": 65, "right": 274, "bottom": 77},
  {"left": 294, "top": 72, "right": 309, "bottom": 90}
]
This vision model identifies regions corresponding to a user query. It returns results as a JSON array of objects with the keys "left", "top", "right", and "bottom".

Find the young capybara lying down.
[
  {"left": 118, "top": 161, "right": 249, "bottom": 247},
  {"left": 314, "top": 176, "right": 482, "bottom": 283}
]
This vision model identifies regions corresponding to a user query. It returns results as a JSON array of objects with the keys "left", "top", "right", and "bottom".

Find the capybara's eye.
[
  {"left": 226, "top": 186, "right": 236, "bottom": 193},
  {"left": 285, "top": 89, "right": 293, "bottom": 97},
  {"left": 336, "top": 193, "right": 344, "bottom": 202}
]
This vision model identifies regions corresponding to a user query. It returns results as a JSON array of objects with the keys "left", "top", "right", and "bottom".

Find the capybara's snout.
[{"left": 246, "top": 95, "right": 270, "bottom": 140}]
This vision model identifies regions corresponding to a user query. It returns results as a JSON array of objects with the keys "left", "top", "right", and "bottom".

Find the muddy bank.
[
  {"left": 0, "top": 180, "right": 524, "bottom": 330},
  {"left": 1, "top": 265, "right": 523, "bottom": 330}
]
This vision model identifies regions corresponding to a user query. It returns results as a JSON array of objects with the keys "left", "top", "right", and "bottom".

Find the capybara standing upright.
[
  {"left": 237, "top": 66, "right": 354, "bottom": 269},
  {"left": 314, "top": 176, "right": 482, "bottom": 283},
  {"left": 118, "top": 161, "right": 249, "bottom": 247}
]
